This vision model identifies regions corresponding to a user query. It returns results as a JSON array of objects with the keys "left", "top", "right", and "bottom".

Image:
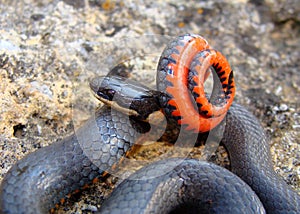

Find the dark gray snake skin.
[
  {"left": 99, "top": 158, "right": 265, "bottom": 214},
  {"left": 0, "top": 106, "right": 149, "bottom": 213},
  {"left": 99, "top": 103, "right": 300, "bottom": 214},
  {"left": 0, "top": 102, "right": 299, "bottom": 213}
]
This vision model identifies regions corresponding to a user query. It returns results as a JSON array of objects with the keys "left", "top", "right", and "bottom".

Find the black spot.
[
  {"left": 192, "top": 91, "right": 200, "bottom": 98},
  {"left": 220, "top": 77, "right": 227, "bottom": 82},
  {"left": 167, "top": 103, "right": 177, "bottom": 111},
  {"left": 228, "top": 83, "right": 234, "bottom": 89},
  {"left": 81, "top": 42, "right": 94, "bottom": 53},
  {"left": 173, "top": 116, "right": 182, "bottom": 121},
  {"left": 167, "top": 56, "right": 177, "bottom": 64},
  {"left": 190, "top": 78, "right": 198, "bottom": 87},
  {"left": 13, "top": 124, "right": 26, "bottom": 138},
  {"left": 222, "top": 84, "right": 228, "bottom": 88},
  {"left": 218, "top": 71, "right": 225, "bottom": 77},
  {"left": 30, "top": 14, "right": 45, "bottom": 21},
  {"left": 196, "top": 102, "right": 203, "bottom": 108},
  {"left": 201, "top": 110, "right": 209, "bottom": 115},
  {"left": 213, "top": 64, "right": 222, "bottom": 74},
  {"left": 228, "top": 71, "right": 234, "bottom": 84}
]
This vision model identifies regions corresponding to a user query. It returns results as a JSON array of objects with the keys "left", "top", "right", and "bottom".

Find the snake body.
[
  {"left": 0, "top": 106, "right": 149, "bottom": 213},
  {"left": 99, "top": 102, "right": 300, "bottom": 214},
  {"left": 1, "top": 102, "right": 299, "bottom": 213},
  {"left": 0, "top": 34, "right": 299, "bottom": 213},
  {"left": 156, "top": 34, "right": 235, "bottom": 132},
  {"left": 99, "top": 158, "right": 265, "bottom": 214}
]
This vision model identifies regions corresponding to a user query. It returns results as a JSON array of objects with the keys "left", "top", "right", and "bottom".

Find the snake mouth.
[{"left": 94, "top": 92, "right": 140, "bottom": 118}]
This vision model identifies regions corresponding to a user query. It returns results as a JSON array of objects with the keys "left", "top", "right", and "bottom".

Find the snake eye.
[{"left": 98, "top": 89, "right": 116, "bottom": 101}]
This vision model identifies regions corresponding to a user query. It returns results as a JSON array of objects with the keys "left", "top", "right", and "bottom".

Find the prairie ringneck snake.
[{"left": 0, "top": 34, "right": 299, "bottom": 214}]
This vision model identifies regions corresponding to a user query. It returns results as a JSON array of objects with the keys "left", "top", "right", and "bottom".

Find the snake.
[{"left": 0, "top": 34, "right": 299, "bottom": 213}]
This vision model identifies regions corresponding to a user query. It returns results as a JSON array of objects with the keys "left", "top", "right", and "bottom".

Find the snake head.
[{"left": 90, "top": 75, "right": 162, "bottom": 121}]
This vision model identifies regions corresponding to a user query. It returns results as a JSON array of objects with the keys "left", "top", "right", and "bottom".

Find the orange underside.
[{"left": 165, "top": 35, "right": 235, "bottom": 133}]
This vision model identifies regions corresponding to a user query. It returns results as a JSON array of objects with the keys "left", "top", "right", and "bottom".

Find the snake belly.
[{"left": 156, "top": 34, "right": 235, "bottom": 132}]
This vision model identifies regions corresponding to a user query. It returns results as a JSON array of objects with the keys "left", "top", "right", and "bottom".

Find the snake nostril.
[{"left": 90, "top": 77, "right": 103, "bottom": 93}]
